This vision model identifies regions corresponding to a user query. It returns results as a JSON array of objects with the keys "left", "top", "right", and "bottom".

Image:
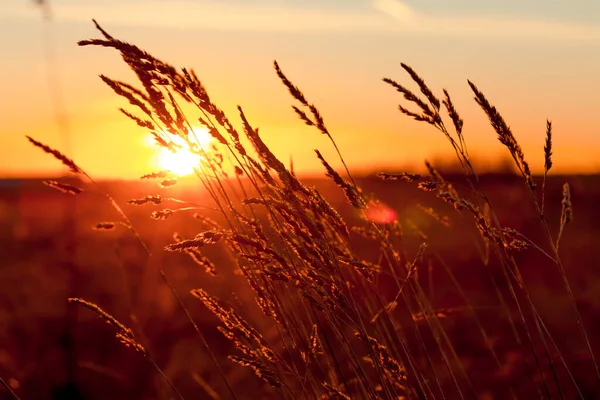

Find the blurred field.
[{"left": 1, "top": 173, "right": 599, "bottom": 399}]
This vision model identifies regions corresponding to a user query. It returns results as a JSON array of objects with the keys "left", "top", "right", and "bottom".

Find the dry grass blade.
[
  {"left": 382, "top": 78, "right": 431, "bottom": 115},
  {"left": 100, "top": 75, "right": 153, "bottom": 117},
  {"left": 442, "top": 89, "right": 464, "bottom": 135},
  {"left": 151, "top": 209, "right": 174, "bottom": 220},
  {"left": 92, "top": 222, "right": 116, "bottom": 230},
  {"left": 173, "top": 233, "right": 217, "bottom": 275},
  {"left": 229, "top": 355, "right": 282, "bottom": 389},
  {"left": 29, "top": 128, "right": 151, "bottom": 256},
  {"left": 140, "top": 170, "right": 170, "bottom": 180},
  {"left": 119, "top": 108, "right": 154, "bottom": 130},
  {"left": 91, "top": 18, "right": 113, "bottom": 40},
  {"left": 160, "top": 178, "right": 178, "bottom": 188},
  {"left": 68, "top": 297, "right": 186, "bottom": 399},
  {"left": 542, "top": 120, "right": 553, "bottom": 215},
  {"left": 378, "top": 172, "right": 422, "bottom": 182},
  {"left": 309, "top": 324, "right": 322, "bottom": 357},
  {"left": 556, "top": 183, "right": 572, "bottom": 250},
  {"left": 67, "top": 298, "right": 144, "bottom": 353},
  {"left": 191, "top": 288, "right": 282, "bottom": 389},
  {"left": 165, "top": 231, "right": 224, "bottom": 252},
  {"left": 292, "top": 105, "right": 315, "bottom": 127},
  {"left": 274, "top": 61, "right": 328, "bottom": 136},
  {"left": 315, "top": 150, "right": 364, "bottom": 209},
  {"left": 191, "top": 372, "right": 221, "bottom": 400},
  {"left": 43, "top": 180, "right": 83, "bottom": 195},
  {"left": 544, "top": 120, "right": 553, "bottom": 173},
  {"left": 418, "top": 205, "right": 450, "bottom": 228},
  {"left": 382, "top": 71, "right": 440, "bottom": 126},
  {"left": 467, "top": 81, "right": 536, "bottom": 190},
  {"left": 273, "top": 60, "right": 308, "bottom": 106},
  {"left": 0, "top": 377, "right": 21, "bottom": 400},
  {"left": 26, "top": 136, "right": 80, "bottom": 174},
  {"left": 400, "top": 63, "right": 441, "bottom": 111},
  {"left": 561, "top": 183, "right": 572, "bottom": 225},
  {"left": 127, "top": 195, "right": 162, "bottom": 205},
  {"left": 322, "top": 381, "right": 351, "bottom": 400},
  {"left": 356, "top": 332, "right": 407, "bottom": 387}
]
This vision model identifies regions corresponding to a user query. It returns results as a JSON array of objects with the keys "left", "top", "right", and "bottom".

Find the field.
[{"left": 1, "top": 173, "right": 599, "bottom": 399}]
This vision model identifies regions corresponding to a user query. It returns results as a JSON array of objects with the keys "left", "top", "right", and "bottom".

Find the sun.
[{"left": 153, "top": 127, "right": 214, "bottom": 176}]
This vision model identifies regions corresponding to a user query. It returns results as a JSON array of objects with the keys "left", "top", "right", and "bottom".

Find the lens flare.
[{"left": 152, "top": 127, "right": 213, "bottom": 176}]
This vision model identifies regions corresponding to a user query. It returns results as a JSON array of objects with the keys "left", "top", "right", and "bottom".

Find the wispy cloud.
[
  {"left": 374, "top": 0, "right": 600, "bottom": 41},
  {"left": 4, "top": 0, "right": 600, "bottom": 41},
  {"left": 373, "top": 0, "right": 415, "bottom": 23},
  {"left": 4, "top": 1, "right": 390, "bottom": 33}
]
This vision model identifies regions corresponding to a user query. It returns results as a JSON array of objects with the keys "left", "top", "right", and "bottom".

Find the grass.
[{"left": 8, "top": 20, "right": 600, "bottom": 399}]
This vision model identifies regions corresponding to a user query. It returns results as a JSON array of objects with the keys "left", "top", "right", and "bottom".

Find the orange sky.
[{"left": 2, "top": 0, "right": 600, "bottom": 179}]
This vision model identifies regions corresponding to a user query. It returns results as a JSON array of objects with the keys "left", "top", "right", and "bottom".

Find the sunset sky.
[{"left": 2, "top": 0, "right": 600, "bottom": 179}]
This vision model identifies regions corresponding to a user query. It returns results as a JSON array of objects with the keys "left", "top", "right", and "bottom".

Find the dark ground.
[{"left": 1, "top": 173, "right": 599, "bottom": 399}]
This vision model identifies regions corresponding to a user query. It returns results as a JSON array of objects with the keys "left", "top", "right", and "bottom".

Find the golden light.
[{"left": 152, "top": 127, "right": 214, "bottom": 176}]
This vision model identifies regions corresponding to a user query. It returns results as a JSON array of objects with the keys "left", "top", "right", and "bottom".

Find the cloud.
[
  {"left": 372, "top": 0, "right": 415, "bottom": 23},
  {"left": 373, "top": 0, "right": 600, "bottom": 42},
  {"left": 4, "top": 0, "right": 600, "bottom": 42},
  {"left": 3, "top": 1, "right": 392, "bottom": 33}
]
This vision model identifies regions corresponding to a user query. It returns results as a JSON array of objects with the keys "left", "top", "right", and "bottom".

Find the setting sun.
[{"left": 153, "top": 127, "right": 214, "bottom": 176}]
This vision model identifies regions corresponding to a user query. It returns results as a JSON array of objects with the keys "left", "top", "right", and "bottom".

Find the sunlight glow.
[{"left": 154, "top": 127, "right": 214, "bottom": 176}]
